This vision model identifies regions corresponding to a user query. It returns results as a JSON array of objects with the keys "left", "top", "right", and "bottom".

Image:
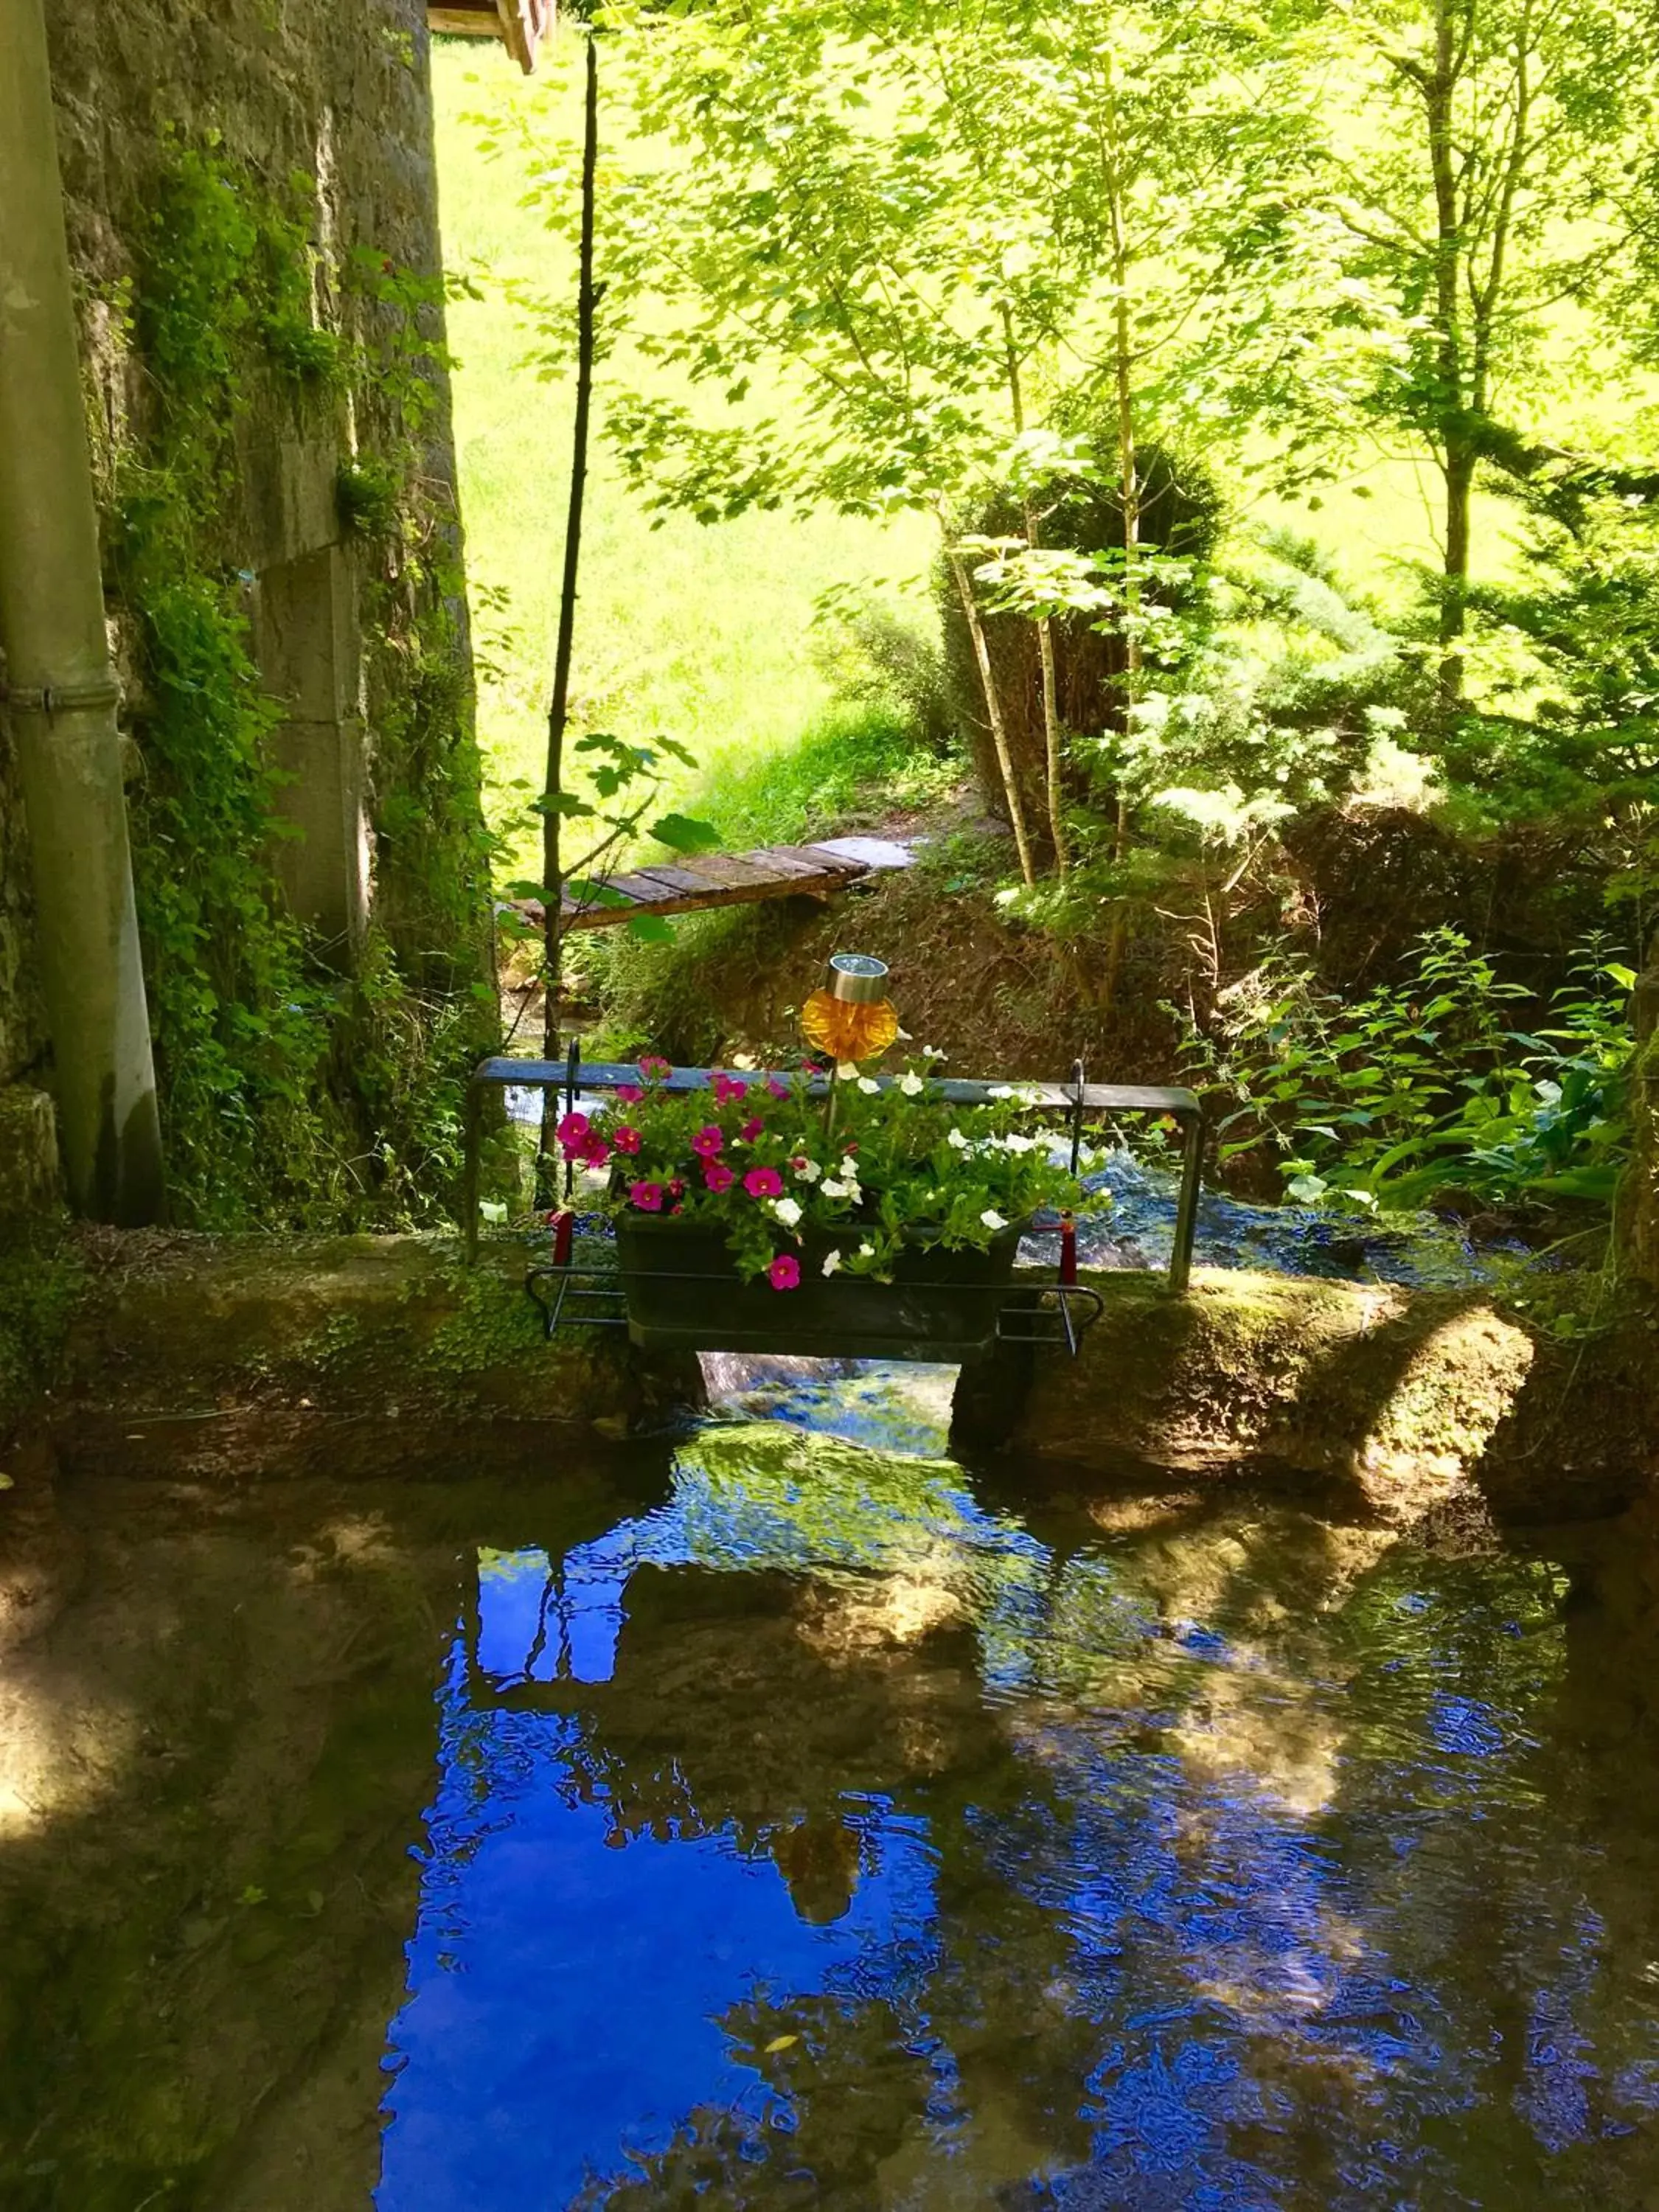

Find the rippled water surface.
[
  {"left": 7, "top": 1388, "right": 1659, "bottom": 2211},
  {"left": 372, "top": 1405, "right": 1659, "bottom": 2210}
]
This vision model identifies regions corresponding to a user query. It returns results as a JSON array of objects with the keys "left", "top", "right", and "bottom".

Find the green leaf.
[
  {"left": 627, "top": 913, "right": 678, "bottom": 943},
  {"left": 1526, "top": 1166, "right": 1620, "bottom": 1201},
  {"left": 565, "top": 877, "right": 634, "bottom": 909},
  {"left": 650, "top": 812, "right": 722, "bottom": 855},
  {"left": 531, "top": 791, "right": 594, "bottom": 818}
]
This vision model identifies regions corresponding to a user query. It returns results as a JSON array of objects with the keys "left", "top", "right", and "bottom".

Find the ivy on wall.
[{"left": 107, "top": 139, "right": 496, "bottom": 1227}]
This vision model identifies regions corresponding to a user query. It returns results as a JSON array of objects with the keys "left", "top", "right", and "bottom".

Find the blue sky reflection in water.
[{"left": 377, "top": 1425, "right": 1659, "bottom": 2209}]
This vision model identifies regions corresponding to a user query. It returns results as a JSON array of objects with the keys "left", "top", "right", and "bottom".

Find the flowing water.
[{"left": 4, "top": 1372, "right": 1659, "bottom": 2210}]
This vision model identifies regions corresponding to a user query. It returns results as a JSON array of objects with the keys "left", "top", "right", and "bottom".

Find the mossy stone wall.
[
  {"left": 0, "top": 0, "right": 493, "bottom": 1224},
  {"left": 969, "top": 1268, "right": 1658, "bottom": 1526}
]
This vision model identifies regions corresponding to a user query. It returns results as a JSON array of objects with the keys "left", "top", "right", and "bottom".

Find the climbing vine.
[{"left": 107, "top": 138, "right": 495, "bottom": 1227}]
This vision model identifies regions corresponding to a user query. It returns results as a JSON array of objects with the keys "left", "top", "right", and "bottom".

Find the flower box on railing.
[{"left": 615, "top": 1211, "right": 1029, "bottom": 1359}]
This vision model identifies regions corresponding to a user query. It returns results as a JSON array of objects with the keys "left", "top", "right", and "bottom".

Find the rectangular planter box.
[{"left": 614, "top": 1213, "right": 1028, "bottom": 1360}]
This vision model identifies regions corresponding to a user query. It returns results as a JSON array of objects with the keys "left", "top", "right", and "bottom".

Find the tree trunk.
[
  {"left": 1036, "top": 605, "right": 1067, "bottom": 876},
  {"left": 1439, "top": 437, "right": 1475, "bottom": 706},
  {"left": 1627, "top": 946, "right": 1659, "bottom": 1290},
  {"left": 538, "top": 30, "right": 599, "bottom": 1200},
  {"left": 1001, "top": 316, "right": 1064, "bottom": 877},
  {"left": 1102, "top": 175, "right": 1141, "bottom": 1025},
  {"left": 943, "top": 535, "right": 1037, "bottom": 887}
]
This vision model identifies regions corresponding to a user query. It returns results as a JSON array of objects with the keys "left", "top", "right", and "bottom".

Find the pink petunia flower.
[
  {"left": 668, "top": 1179, "right": 684, "bottom": 1197},
  {"left": 581, "top": 1133, "right": 611, "bottom": 1169},
  {"left": 740, "top": 1116, "right": 765, "bottom": 1143},
  {"left": 612, "top": 1125, "right": 641, "bottom": 1155},
  {"left": 744, "top": 1166, "right": 784, "bottom": 1199},
  {"left": 767, "top": 1077, "right": 790, "bottom": 1101},
  {"left": 556, "top": 1110, "right": 590, "bottom": 1157},
  {"left": 768, "top": 1253, "right": 801, "bottom": 1291},
  {"left": 638, "top": 1056, "right": 672, "bottom": 1079},
  {"left": 713, "top": 1072, "right": 748, "bottom": 1105},
  {"left": 614, "top": 1084, "right": 644, "bottom": 1105},
  {"left": 691, "top": 1124, "right": 724, "bottom": 1158},
  {"left": 703, "top": 1161, "right": 735, "bottom": 1194},
  {"left": 628, "top": 1180, "right": 664, "bottom": 1211}
]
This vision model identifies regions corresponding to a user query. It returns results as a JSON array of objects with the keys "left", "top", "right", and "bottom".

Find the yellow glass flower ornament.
[{"left": 801, "top": 952, "right": 900, "bottom": 1064}]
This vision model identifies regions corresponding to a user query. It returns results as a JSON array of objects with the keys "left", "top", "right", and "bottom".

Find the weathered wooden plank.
[
  {"left": 773, "top": 844, "right": 869, "bottom": 876},
  {"left": 732, "top": 848, "right": 831, "bottom": 881},
  {"left": 512, "top": 841, "right": 876, "bottom": 933},
  {"left": 669, "top": 852, "right": 785, "bottom": 888},
  {"left": 568, "top": 871, "right": 675, "bottom": 907},
  {"left": 626, "top": 865, "right": 712, "bottom": 895}
]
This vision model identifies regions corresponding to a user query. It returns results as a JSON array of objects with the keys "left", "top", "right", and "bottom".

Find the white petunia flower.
[
  {"left": 947, "top": 1127, "right": 970, "bottom": 1151},
  {"left": 835, "top": 1061, "right": 860, "bottom": 1082},
  {"left": 898, "top": 1070, "right": 924, "bottom": 1096},
  {"left": 771, "top": 1196, "right": 803, "bottom": 1228},
  {"left": 858, "top": 1241, "right": 874, "bottom": 1258},
  {"left": 793, "top": 1156, "right": 822, "bottom": 1183},
  {"left": 981, "top": 1208, "right": 1009, "bottom": 1231},
  {"left": 841, "top": 1157, "right": 858, "bottom": 1178},
  {"left": 987, "top": 1085, "right": 1014, "bottom": 1100},
  {"left": 857, "top": 1077, "right": 880, "bottom": 1095},
  {"left": 821, "top": 1249, "right": 842, "bottom": 1276},
  {"left": 821, "top": 1177, "right": 854, "bottom": 1200}
]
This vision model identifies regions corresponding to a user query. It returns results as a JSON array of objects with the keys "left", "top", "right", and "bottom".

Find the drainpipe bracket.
[{"left": 0, "top": 676, "right": 122, "bottom": 715}]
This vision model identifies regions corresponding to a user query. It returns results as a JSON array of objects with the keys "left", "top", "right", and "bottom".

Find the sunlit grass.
[{"left": 432, "top": 30, "right": 935, "bottom": 880}]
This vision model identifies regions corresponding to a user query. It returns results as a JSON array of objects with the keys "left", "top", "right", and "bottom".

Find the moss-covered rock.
[{"left": 976, "top": 1269, "right": 1658, "bottom": 1525}]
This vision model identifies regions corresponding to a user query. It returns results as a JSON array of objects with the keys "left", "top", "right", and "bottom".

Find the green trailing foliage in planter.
[{"left": 105, "top": 139, "right": 495, "bottom": 1226}]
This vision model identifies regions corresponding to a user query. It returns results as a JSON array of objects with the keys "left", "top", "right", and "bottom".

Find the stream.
[{"left": 4, "top": 1346, "right": 1658, "bottom": 2208}]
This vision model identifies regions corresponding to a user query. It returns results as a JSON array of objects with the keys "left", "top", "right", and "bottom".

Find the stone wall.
[{"left": 0, "top": 0, "right": 490, "bottom": 1217}]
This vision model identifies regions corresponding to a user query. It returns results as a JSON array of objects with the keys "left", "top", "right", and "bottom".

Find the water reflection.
[{"left": 379, "top": 1429, "right": 1659, "bottom": 2208}]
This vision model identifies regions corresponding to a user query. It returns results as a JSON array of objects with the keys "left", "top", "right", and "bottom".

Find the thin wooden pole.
[{"left": 538, "top": 28, "right": 599, "bottom": 1198}]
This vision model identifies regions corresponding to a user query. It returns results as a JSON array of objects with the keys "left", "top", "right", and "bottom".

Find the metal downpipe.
[{"left": 0, "top": 0, "right": 164, "bottom": 1222}]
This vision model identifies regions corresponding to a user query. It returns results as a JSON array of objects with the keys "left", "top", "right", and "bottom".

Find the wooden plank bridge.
[{"left": 509, "top": 841, "right": 874, "bottom": 934}]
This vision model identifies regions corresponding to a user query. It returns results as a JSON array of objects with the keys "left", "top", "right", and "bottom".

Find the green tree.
[
  {"left": 568, "top": 0, "right": 1312, "bottom": 883},
  {"left": 1297, "top": 0, "right": 1652, "bottom": 703}
]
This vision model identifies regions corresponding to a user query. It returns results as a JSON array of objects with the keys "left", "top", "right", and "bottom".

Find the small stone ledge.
[
  {"left": 44, "top": 1232, "right": 702, "bottom": 1475},
  {"left": 0, "top": 1085, "right": 63, "bottom": 1220},
  {"left": 959, "top": 1268, "right": 1659, "bottom": 1526}
]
